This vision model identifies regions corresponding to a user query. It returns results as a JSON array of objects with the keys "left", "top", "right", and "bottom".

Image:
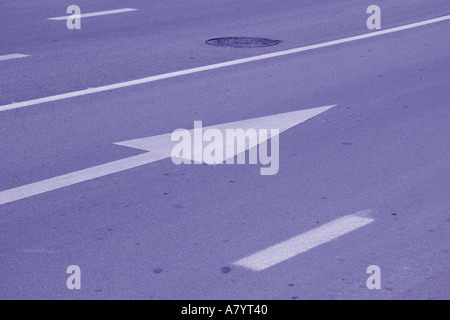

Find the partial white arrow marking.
[
  {"left": 0, "top": 153, "right": 165, "bottom": 207},
  {"left": 116, "top": 105, "right": 336, "bottom": 162},
  {"left": 0, "top": 105, "right": 335, "bottom": 206},
  {"left": 0, "top": 54, "right": 29, "bottom": 62},
  {"left": 1, "top": 14, "right": 449, "bottom": 112},
  {"left": 233, "top": 210, "right": 375, "bottom": 271},
  {"left": 47, "top": 8, "right": 138, "bottom": 20}
]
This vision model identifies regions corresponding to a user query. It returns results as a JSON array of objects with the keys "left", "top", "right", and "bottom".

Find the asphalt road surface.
[{"left": 0, "top": 0, "right": 449, "bottom": 300}]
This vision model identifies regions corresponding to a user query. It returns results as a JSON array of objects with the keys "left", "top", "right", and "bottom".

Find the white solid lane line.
[
  {"left": 47, "top": 8, "right": 138, "bottom": 20},
  {"left": 0, "top": 54, "right": 29, "bottom": 62},
  {"left": 1, "top": 14, "right": 449, "bottom": 112},
  {"left": 233, "top": 211, "right": 375, "bottom": 271}
]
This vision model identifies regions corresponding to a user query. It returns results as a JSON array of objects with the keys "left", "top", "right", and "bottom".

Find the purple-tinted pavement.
[{"left": 0, "top": 0, "right": 449, "bottom": 299}]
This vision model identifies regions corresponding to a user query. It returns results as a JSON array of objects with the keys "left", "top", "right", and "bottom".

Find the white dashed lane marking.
[
  {"left": 233, "top": 211, "right": 375, "bottom": 271},
  {"left": 47, "top": 8, "right": 138, "bottom": 20}
]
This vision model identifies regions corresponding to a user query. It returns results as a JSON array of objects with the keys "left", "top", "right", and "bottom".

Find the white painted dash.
[{"left": 233, "top": 211, "right": 375, "bottom": 271}]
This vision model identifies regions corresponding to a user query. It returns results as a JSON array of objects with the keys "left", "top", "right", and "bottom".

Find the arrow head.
[{"left": 114, "top": 105, "right": 336, "bottom": 163}]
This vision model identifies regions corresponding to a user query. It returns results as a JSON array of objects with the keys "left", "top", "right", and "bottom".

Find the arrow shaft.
[
  {"left": 0, "top": 152, "right": 164, "bottom": 206},
  {"left": 233, "top": 211, "right": 375, "bottom": 271}
]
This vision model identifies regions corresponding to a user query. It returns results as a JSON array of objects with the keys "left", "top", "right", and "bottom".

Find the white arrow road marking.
[
  {"left": 0, "top": 105, "right": 335, "bottom": 206},
  {"left": 233, "top": 210, "right": 375, "bottom": 271},
  {"left": 116, "top": 105, "right": 336, "bottom": 162},
  {"left": 48, "top": 8, "right": 138, "bottom": 20},
  {"left": 1, "top": 14, "right": 449, "bottom": 112},
  {"left": 0, "top": 54, "right": 29, "bottom": 62}
]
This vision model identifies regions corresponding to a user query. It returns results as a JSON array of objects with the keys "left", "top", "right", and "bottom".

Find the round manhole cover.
[{"left": 206, "top": 37, "right": 282, "bottom": 48}]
